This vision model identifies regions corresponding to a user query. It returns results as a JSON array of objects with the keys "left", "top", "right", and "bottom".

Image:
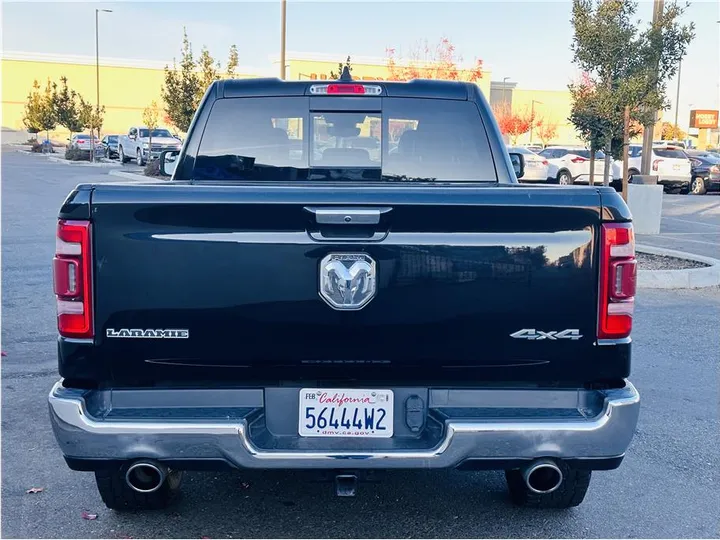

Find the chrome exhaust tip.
[
  {"left": 125, "top": 461, "right": 167, "bottom": 493},
  {"left": 523, "top": 459, "right": 564, "bottom": 494}
]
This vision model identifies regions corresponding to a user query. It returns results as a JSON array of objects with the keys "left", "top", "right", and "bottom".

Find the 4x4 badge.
[{"left": 510, "top": 329, "right": 582, "bottom": 341}]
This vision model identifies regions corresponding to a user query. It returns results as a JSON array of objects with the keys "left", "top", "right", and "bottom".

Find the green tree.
[
  {"left": 569, "top": 78, "right": 613, "bottom": 184},
  {"left": 78, "top": 96, "right": 105, "bottom": 156},
  {"left": 142, "top": 100, "right": 160, "bottom": 158},
  {"left": 162, "top": 30, "right": 241, "bottom": 132},
  {"left": 52, "top": 77, "right": 83, "bottom": 136},
  {"left": 197, "top": 46, "right": 220, "bottom": 103},
  {"left": 569, "top": 0, "right": 694, "bottom": 185},
  {"left": 162, "top": 28, "right": 199, "bottom": 133},
  {"left": 329, "top": 56, "right": 352, "bottom": 79},
  {"left": 22, "top": 80, "right": 45, "bottom": 137},
  {"left": 226, "top": 44, "right": 239, "bottom": 78},
  {"left": 34, "top": 78, "right": 58, "bottom": 141}
]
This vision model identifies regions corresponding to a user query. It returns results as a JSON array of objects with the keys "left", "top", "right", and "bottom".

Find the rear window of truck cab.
[{"left": 193, "top": 96, "right": 496, "bottom": 182}]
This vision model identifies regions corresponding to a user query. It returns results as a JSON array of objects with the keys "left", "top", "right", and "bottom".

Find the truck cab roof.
[{"left": 216, "top": 78, "right": 477, "bottom": 101}]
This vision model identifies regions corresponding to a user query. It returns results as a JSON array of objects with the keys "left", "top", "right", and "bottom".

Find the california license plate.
[{"left": 299, "top": 389, "right": 394, "bottom": 437}]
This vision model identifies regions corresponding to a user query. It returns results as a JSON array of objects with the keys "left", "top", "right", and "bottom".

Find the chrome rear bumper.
[{"left": 49, "top": 380, "right": 640, "bottom": 470}]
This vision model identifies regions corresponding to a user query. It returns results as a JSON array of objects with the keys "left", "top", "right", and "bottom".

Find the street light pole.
[
  {"left": 94, "top": 8, "right": 112, "bottom": 162},
  {"left": 673, "top": 58, "right": 682, "bottom": 138},
  {"left": 280, "top": 0, "right": 287, "bottom": 79}
]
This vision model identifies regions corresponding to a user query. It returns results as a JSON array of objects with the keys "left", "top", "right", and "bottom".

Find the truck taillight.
[
  {"left": 598, "top": 223, "right": 636, "bottom": 340},
  {"left": 53, "top": 220, "right": 93, "bottom": 339}
]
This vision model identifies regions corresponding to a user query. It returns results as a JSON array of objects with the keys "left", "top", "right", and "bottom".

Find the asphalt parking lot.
[
  {"left": 637, "top": 193, "right": 720, "bottom": 259},
  {"left": 1, "top": 148, "right": 719, "bottom": 539}
]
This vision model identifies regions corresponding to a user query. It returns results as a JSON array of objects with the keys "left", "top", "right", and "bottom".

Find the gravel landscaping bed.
[{"left": 637, "top": 251, "right": 710, "bottom": 270}]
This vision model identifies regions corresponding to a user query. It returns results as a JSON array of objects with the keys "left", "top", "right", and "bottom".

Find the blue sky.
[{"left": 2, "top": 1, "right": 718, "bottom": 129}]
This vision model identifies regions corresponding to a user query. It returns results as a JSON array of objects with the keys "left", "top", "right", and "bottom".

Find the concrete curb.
[
  {"left": 108, "top": 170, "right": 165, "bottom": 182},
  {"left": 46, "top": 155, "right": 122, "bottom": 168},
  {"left": 636, "top": 244, "right": 720, "bottom": 289}
]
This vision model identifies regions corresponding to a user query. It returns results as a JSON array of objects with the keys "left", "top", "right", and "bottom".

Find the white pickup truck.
[{"left": 117, "top": 126, "right": 183, "bottom": 165}]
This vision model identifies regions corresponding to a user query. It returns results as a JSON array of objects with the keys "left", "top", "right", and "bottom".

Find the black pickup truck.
[{"left": 49, "top": 71, "right": 640, "bottom": 511}]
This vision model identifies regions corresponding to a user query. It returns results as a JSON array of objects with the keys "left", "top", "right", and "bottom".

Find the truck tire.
[
  {"left": 94, "top": 466, "right": 183, "bottom": 511},
  {"left": 119, "top": 146, "right": 129, "bottom": 164},
  {"left": 505, "top": 463, "right": 591, "bottom": 509},
  {"left": 136, "top": 149, "right": 144, "bottom": 166}
]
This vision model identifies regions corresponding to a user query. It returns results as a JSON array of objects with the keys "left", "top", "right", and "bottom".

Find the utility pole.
[
  {"left": 94, "top": 8, "right": 112, "bottom": 163},
  {"left": 280, "top": 0, "right": 287, "bottom": 79},
  {"left": 640, "top": 0, "right": 664, "bottom": 174}
]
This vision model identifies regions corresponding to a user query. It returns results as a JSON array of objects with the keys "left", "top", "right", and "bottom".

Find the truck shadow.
[{"left": 107, "top": 468, "right": 568, "bottom": 538}]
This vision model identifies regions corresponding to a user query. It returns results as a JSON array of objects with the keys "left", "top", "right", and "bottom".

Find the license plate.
[
  {"left": 673, "top": 164, "right": 681, "bottom": 170},
  {"left": 299, "top": 389, "right": 394, "bottom": 438}
]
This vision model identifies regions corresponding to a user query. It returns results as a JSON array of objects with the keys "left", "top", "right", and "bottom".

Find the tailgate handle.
[
  {"left": 304, "top": 207, "right": 392, "bottom": 225},
  {"left": 308, "top": 230, "right": 388, "bottom": 242}
]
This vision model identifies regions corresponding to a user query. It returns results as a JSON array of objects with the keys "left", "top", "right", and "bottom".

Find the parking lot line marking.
[
  {"left": 656, "top": 237, "right": 720, "bottom": 247},
  {"left": 662, "top": 217, "right": 720, "bottom": 229}
]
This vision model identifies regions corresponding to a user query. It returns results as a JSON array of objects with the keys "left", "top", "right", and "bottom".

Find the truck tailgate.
[{"left": 89, "top": 183, "right": 626, "bottom": 384}]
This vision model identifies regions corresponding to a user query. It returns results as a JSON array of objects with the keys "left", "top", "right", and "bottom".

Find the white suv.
[
  {"left": 620, "top": 145, "right": 692, "bottom": 193},
  {"left": 538, "top": 146, "right": 606, "bottom": 185}
]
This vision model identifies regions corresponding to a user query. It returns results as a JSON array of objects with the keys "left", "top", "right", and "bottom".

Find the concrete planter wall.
[
  {"left": 627, "top": 184, "right": 663, "bottom": 235},
  {"left": 636, "top": 244, "right": 720, "bottom": 289}
]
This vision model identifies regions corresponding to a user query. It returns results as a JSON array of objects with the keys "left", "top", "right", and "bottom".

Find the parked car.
[
  {"left": 100, "top": 134, "right": 120, "bottom": 159},
  {"left": 68, "top": 134, "right": 101, "bottom": 155},
  {"left": 507, "top": 146, "right": 549, "bottom": 182},
  {"left": 538, "top": 146, "right": 606, "bottom": 185},
  {"left": 117, "top": 126, "right": 182, "bottom": 165},
  {"left": 49, "top": 75, "right": 640, "bottom": 512},
  {"left": 684, "top": 150, "right": 720, "bottom": 195},
  {"left": 654, "top": 139, "right": 686, "bottom": 149},
  {"left": 521, "top": 143, "right": 544, "bottom": 153},
  {"left": 622, "top": 145, "right": 692, "bottom": 193}
]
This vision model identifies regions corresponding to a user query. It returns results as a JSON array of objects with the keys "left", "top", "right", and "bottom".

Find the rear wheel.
[
  {"left": 557, "top": 171, "right": 573, "bottom": 185},
  {"left": 505, "top": 462, "right": 591, "bottom": 509},
  {"left": 691, "top": 177, "right": 707, "bottom": 195},
  {"left": 95, "top": 466, "right": 183, "bottom": 511},
  {"left": 628, "top": 168, "right": 640, "bottom": 184},
  {"left": 119, "top": 146, "right": 129, "bottom": 163}
]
